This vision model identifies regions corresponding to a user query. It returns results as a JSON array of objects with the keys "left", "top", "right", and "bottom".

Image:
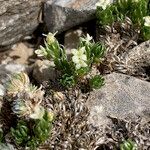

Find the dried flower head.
[
  {"left": 53, "top": 91, "right": 65, "bottom": 101},
  {"left": 7, "top": 72, "right": 30, "bottom": 97},
  {"left": 72, "top": 47, "right": 87, "bottom": 70},
  {"left": 12, "top": 99, "right": 29, "bottom": 117},
  {"left": 12, "top": 98, "right": 45, "bottom": 119}
]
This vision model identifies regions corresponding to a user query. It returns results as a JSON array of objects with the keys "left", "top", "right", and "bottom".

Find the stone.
[
  {"left": 0, "top": 63, "right": 26, "bottom": 84},
  {"left": 0, "top": 0, "right": 43, "bottom": 50},
  {"left": 44, "top": 0, "right": 99, "bottom": 33},
  {"left": 9, "top": 43, "right": 34, "bottom": 64},
  {"left": 124, "top": 40, "right": 150, "bottom": 74},
  {"left": 32, "top": 60, "right": 56, "bottom": 84},
  {"left": 64, "top": 29, "right": 83, "bottom": 57},
  {"left": 86, "top": 73, "right": 150, "bottom": 127}
]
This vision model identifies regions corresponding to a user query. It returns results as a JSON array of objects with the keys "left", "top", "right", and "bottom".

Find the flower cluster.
[
  {"left": 72, "top": 47, "right": 87, "bottom": 69},
  {"left": 35, "top": 32, "right": 105, "bottom": 89}
]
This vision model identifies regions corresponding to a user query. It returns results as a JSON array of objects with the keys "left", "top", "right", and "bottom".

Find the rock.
[
  {"left": 64, "top": 29, "right": 83, "bottom": 57},
  {"left": 86, "top": 73, "right": 150, "bottom": 127},
  {"left": 9, "top": 43, "right": 34, "bottom": 64},
  {"left": 124, "top": 40, "right": 150, "bottom": 74},
  {"left": 0, "top": 0, "right": 43, "bottom": 50},
  {"left": 0, "top": 63, "right": 26, "bottom": 84},
  {"left": 33, "top": 60, "right": 56, "bottom": 84},
  {"left": 44, "top": 0, "right": 99, "bottom": 33}
]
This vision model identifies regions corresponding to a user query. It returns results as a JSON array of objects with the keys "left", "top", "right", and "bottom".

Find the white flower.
[
  {"left": 143, "top": 16, "right": 150, "bottom": 27},
  {"left": 96, "top": 0, "right": 112, "bottom": 10},
  {"left": 35, "top": 45, "right": 47, "bottom": 57},
  {"left": 45, "top": 32, "right": 57, "bottom": 45},
  {"left": 80, "top": 33, "right": 93, "bottom": 44},
  {"left": 72, "top": 47, "right": 87, "bottom": 70}
]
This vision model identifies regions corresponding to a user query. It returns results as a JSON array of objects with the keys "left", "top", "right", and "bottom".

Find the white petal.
[
  {"left": 81, "top": 54, "right": 87, "bottom": 61},
  {"left": 80, "top": 61, "right": 87, "bottom": 68},
  {"left": 72, "top": 56, "right": 80, "bottom": 63},
  {"left": 86, "top": 34, "right": 93, "bottom": 41},
  {"left": 76, "top": 64, "right": 81, "bottom": 69},
  {"left": 79, "top": 47, "right": 86, "bottom": 54},
  {"left": 72, "top": 49, "right": 78, "bottom": 55}
]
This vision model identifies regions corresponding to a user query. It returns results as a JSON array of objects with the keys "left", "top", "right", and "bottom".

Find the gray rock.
[
  {"left": 125, "top": 40, "right": 150, "bottom": 74},
  {"left": 44, "top": 0, "right": 99, "bottom": 33},
  {"left": 32, "top": 60, "right": 56, "bottom": 84},
  {"left": 86, "top": 73, "right": 150, "bottom": 127},
  {"left": 0, "top": 63, "right": 26, "bottom": 84},
  {"left": 0, "top": 0, "right": 43, "bottom": 50}
]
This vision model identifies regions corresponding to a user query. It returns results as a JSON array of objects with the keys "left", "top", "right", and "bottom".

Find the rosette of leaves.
[
  {"left": 11, "top": 111, "right": 54, "bottom": 150},
  {"left": 89, "top": 75, "right": 105, "bottom": 89},
  {"left": 11, "top": 120, "right": 29, "bottom": 146},
  {"left": 120, "top": 139, "right": 137, "bottom": 150},
  {"left": 35, "top": 33, "right": 106, "bottom": 89},
  {"left": 96, "top": 0, "right": 150, "bottom": 41}
]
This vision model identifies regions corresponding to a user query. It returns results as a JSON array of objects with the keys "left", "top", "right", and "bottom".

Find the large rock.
[
  {"left": 0, "top": 63, "right": 26, "bottom": 84},
  {"left": 87, "top": 73, "right": 150, "bottom": 127},
  {"left": 0, "top": 0, "right": 43, "bottom": 50},
  {"left": 44, "top": 0, "right": 99, "bottom": 33},
  {"left": 124, "top": 40, "right": 150, "bottom": 74}
]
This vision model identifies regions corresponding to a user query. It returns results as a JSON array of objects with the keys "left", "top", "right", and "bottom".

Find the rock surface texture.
[
  {"left": 0, "top": 0, "right": 43, "bottom": 50},
  {"left": 124, "top": 40, "right": 150, "bottom": 74},
  {"left": 87, "top": 73, "right": 150, "bottom": 127},
  {"left": 44, "top": 0, "right": 98, "bottom": 33},
  {"left": 33, "top": 60, "right": 56, "bottom": 84}
]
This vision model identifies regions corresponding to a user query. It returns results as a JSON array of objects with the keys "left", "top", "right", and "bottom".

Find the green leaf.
[
  {"left": 60, "top": 74, "right": 76, "bottom": 88},
  {"left": 91, "top": 43, "right": 106, "bottom": 63},
  {"left": 11, "top": 120, "right": 29, "bottom": 145},
  {"left": 120, "top": 139, "right": 137, "bottom": 150},
  {"left": 141, "top": 26, "right": 150, "bottom": 41},
  {"left": 76, "top": 67, "right": 90, "bottom": 77},
  {"left": 89, "top": 75, "right": 105, "bottom": 89}
]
